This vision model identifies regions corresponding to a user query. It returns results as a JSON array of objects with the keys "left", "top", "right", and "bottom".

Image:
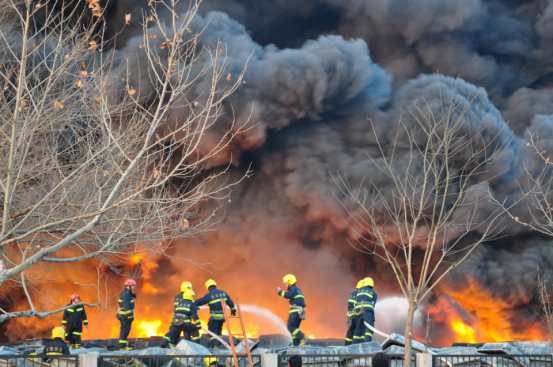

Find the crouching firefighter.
[
  {"left": 62, "top": 293, "right": 88, "bottom": 348},
  {"left": 352, "top": 277, "right": 377, "bottom": 344},
  {"left": 161, "top": 282, "right": 203, "bottom": 348},
  {"left": 117, "top": 278, "right": 137, "bottom": 350},
  {"left": 195, "top": 279, "right": 236, "bottom": 349},
  {"left": 345, "top": 280, "right": 364, "bottom": 346},
  {"left": 44, "top": 327, "right": 70, "bottom": 356},
  {"left": 277, "top": 274, "right": 308, "bottom": 347}
]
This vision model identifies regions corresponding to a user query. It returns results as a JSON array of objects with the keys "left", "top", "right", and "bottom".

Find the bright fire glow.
[
  {"left": 136, "top": 320, "right": 162, "bottom": 337},
  {"left": 451, "top": 320, "right": 476, "bottom": 343}
]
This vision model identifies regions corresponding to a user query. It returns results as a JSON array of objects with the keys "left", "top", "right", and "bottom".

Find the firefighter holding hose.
[
  {"left": 277, "top": 274, "right": 308, "bottom": 347},
  {"left": 160, "top": 281, "right": 202, "bottom": 348},
  {"left": 345, "top": 280, "right": 364, "bottom": 346},
  {"left": 61, "top": 293, "right": 88, "bottom": 348},
  {"left": 352, "top": 277, "right": 377, "bottom": 343},
  {"left": 195, "top": 279, "right": 236, "bottom": 349},
  {"left": 117, "top": 278, "right": 137, "bottom": 350}
]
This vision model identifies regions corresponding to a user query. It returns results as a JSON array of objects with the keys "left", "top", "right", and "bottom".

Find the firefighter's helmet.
[
  {"left": 205, "top": 279, "right": 217, "bottom": 290},
  {"left": 283, "top": 274, "right": 297, "bottom": 285},
  {"left": 181, "top": 281, "right": 192, "bottom": 292},
  {"left": 70, "top": 293, "right": 79, "bottom": 300},
  {"left": 183, "top": 288, "right": 195, "bottom": 301},
  {"left": 364, "top": 277, "right": 374, "bottom": 288},
  {"left": 52, "top": 327, "right": 65, "bottom": 339},
  {"left": 125, "top": 278, "right": 137, "bottom": 286},
  {"left": 356, "top": 280, "right": 364, "bottom": 289}
]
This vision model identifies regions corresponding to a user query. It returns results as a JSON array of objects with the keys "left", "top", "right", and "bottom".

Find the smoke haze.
[{"left": 3, "top": 0, "right": 553, "bottom": 344}]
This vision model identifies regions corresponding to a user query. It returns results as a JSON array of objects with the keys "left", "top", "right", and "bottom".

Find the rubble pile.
[{"left": 1, "top": 334, "right": 551, "bottom": 365}]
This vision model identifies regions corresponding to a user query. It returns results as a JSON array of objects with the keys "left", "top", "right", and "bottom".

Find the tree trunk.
[{"left": 404, "top": 300, "right": 417, "bottom": 367}]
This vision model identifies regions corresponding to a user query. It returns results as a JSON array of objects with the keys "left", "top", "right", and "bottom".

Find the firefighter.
[
  {"left": 61, "top": 293, "right": 88, "bottom": 348},
  {"left": 44, "top": 327, "right": 70, "bottom": 355},
  {"left": 117, "top": 278, "right": 137, "bottom": 350},
  {"left": 352, "top": 277, "right": 377, "bottom": 344},
  {"left": 345, "top": 280, "right": 364, "bottom": 346},
  {"left": 195, "top": 279, "right": 236, "bottom": 349},
  {"left": 161, "top": 281, "right": 203, "bottom": 348},
  {"left": 277, "top": 274, "right": 308, "bottom": 347}
]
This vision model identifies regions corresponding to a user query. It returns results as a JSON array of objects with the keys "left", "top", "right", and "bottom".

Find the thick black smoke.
[
  {"left": 105, "top": 0, "right": 553, "bottom": 341},
  {"left": 5, "top": 0, "right": 553, "bottom": 343}
]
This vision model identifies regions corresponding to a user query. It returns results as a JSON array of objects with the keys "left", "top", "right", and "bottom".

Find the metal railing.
[
  {"left": 98, "top": 354, "right": 261, "bottom": 367},
  {"left": 0, "top": 355, "right": 79, "bottom": 367},
  {"left": 277, "top": 354, "right": 413, "bottom": 367},
  {"left": 433, "top": 355, "right": 553, "bottom": 367}
]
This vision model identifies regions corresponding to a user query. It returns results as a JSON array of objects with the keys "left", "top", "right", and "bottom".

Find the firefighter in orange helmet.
[
  {"left": 117, "top": 279, "right": 137, "bottom": 350},
  {"left": 61, "top": 293, "right": 88, "bottom": 348}
]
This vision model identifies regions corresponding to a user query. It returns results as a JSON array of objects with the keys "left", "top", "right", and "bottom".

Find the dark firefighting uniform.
[
  {"left": 195, "top": 287, "right": 236, "bottom": 347},
  {"left": 118, "top": 288, "right": 136, "bottom": 349},
  {"left": 161, "top": 293, "right": 202, "bottom": 347},
  {"left": 62, "top": 303, "right": 88, "bottom": 347},
  {"left": 44, "top": 338, "right": 70, "bottom": 355},
  {"left": 278, "top": 284, "right": 306, "bottom": 346},
  {"left": 352, "top": 286, "right": 377, "bottom": 344},
  {"left": 345, "top": 289, "right": 358, "bottom": 346}
]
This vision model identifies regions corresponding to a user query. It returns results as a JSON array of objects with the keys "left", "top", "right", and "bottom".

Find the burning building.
[{"left": 2, "top": 0, "right": 553, "bottom": 348}]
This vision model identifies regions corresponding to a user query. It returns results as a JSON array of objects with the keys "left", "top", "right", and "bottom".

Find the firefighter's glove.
[{"left": 231, "top": 309, "right": 236, "bottom": 316}]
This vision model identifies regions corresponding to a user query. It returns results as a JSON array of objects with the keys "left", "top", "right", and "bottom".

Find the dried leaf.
[
  {"left": 181, "top": 218, "right": 189, "bottom": 228},
  {"left": 86, "top": 0, "right": 99, "bottom": 4},
  {"left": 128, "top": 86, "right": 136, "bottom": 95},
  {"left": 74, "top": 80, "right": 84, "bottom": 88},
  {"left": 160, "top": 42, "right": 167, "bottom": 49},
  {"left": 77, "top": 137, "right": 81, "bottom": 142},
  {"left": 81, "top": 62, "right": 86, "bottom": 68},
  {"left": 148, "top": 34, "right": 156, "bottom": 39},
  {"left": 54, "top": 101, "right": 64, "bottom": 109},
  {"left": 94, "top": 97, "right": 101, "bottom": 102},
  {"left": 515, "top": 216, "right": 519, "bottom": 221},
  {"left": 166, "top": 39, "right": 173, "bottom": 45},
  {"left": 148, "top": 15, "right": 153, "bottom": 21},
  {"left": 89, "top": 40, "right": 98, "bottom": 50},
  {"left": 122, "top": 78, "right": 125, "bottom": 82},
  {"left": 92, "top": 8, "right": 102, "bottom": 17},
  {"left": 226, "top": 73, "right": 231, "bottom": 82},
  {"left": 125, "top": 13, "right": 131, "bottom": 25},
  {"left": 228, "top": 199, "right": 231, "bottom": 203},
  {"left": 139, "top": 44, "right": 144, "bottom": 49},
  {"left": 81, "top": 71, "right": 88, "bottom": 76},
  {"left": 36, "top": 2, "right": 42, "bottom": 8}
]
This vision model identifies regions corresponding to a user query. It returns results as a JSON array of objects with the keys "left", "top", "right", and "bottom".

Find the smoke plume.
[{"left": 3, "top": 0, "right": 553, "bottom": 345}]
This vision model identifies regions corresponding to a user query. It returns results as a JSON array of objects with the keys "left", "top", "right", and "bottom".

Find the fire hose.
[{"left": 167, "top": 327, "right": 231, "bottom": 352}]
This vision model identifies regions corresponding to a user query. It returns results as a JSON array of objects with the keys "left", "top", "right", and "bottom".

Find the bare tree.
[
  {"left": 536, "top": 266, "right": 553, "bottom": 352},
  {"left": 0, "top": 0, "right": 248, "bottom": 322},
  {"left": 334, "top": 82, "right": 519, "bottom": 366}
]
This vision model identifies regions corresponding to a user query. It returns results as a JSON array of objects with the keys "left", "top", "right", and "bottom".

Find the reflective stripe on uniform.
[
  {"left": 292, "top": 329, "right": 300, "bottom": 336},
  {"left": 289, "top": 309, "right": 300, "bottom": 313},
  {"left": 130, "top": 300, "right": 134, "bottom": 303},
  {"left": 67, "top": 309, "right": 74, "bottom": 312},
  {"left": 174, "top": 302, "right": 179, "bottom": 305},
  {"left": 357, "top": 292, "right": 373, "bottom": 298},
  {"left": 279, "top": 291, "right": 286, "bottom": 297},
  {"left": 118, "top": 310, "right": 133, "bottom": 314},
  {"left": 119, "top": 340, "right": 128, "bottom": 344},
  {"left": 192, "top": 336, "right": 200, "bottom": 340},
  {"left": 83, "top": 320, "right": 88, "bottom": 323},
  {"left": 345, "top": 337, "right": 353, "bottom": 342},
  {"left": 209, "top": 298, "right": 226, "bottom": 304},
  {"left": 293, "top": 295, "right": 304, "bottom": 299},
  {"left": 73, "top": 331, "right": 82, "bottom": 335},
  {"left": 163, "top": 336, "right": 171, "bottom": 341},
  {"left": 46, "top": 353, "right": 64, "bottom": 355},
  {"left": 62, "top": 321, "right": 67, "bottom": 324},
  {"left": 209, "top": 336, "right": 217, "bottom": 341},
  {"left": 355, "top": 304, "right": 374, "bottom": 309},
  {"left": 175, "top": 307, "right": 190, "bottom": 311},
  {"left": 77, "top": 308, "right": 84, "bottom": 311},
  {"left": 365, "top": 332, "right": 373, "bottom": 337},
  {"left": 348, "top": 299, "right": 356, "bottom": 303},
  {"left": 353, "top": 336, "right": 364, "bottom": 339}
]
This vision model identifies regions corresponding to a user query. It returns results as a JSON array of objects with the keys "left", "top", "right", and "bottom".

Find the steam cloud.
[{"left": 3, "top": 0, "right": 553, "bottom": 344}]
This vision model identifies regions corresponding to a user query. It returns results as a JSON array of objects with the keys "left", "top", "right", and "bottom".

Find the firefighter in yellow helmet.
[
  {"left": 44, "top": 327, "right": 70, "bottom": 355},
  {"left": 345, "top": 280, "right": 364, "bottom": 345},
  {"left": 277, "top": 274, "right": 308, "bottom": 347},
  {"left": 195, "top": 279, "right": 236, "bottom": 349},
  {"left": 352, "top": 277, "right": 377, "bottom": 344},
  {"left": 161, "top": 282, "right": 203, "bottom": 348}
]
